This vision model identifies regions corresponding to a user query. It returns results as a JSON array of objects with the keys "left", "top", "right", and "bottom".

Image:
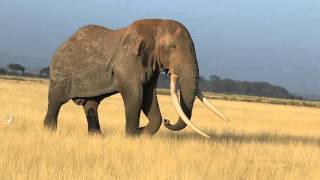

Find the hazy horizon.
[{"left": 0, "top": 0, "right": 319, "bottom": 96}]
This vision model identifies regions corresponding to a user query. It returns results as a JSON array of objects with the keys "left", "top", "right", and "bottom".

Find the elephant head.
[{"left": 128, "top": 20, "right": 229, "bottom": 138}]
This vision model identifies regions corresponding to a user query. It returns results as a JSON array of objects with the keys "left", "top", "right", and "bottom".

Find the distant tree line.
[
  {"left": 157, "top": 74, "right": 302, "bottom": 100},
  {"left": 0, "top": 64, "right": 49, "bottom": 77},
  {"left": 0, "top": 63, "right": 26, "bottom": 74},
  {"left": 0, "top": 63, "right": 301, "bottom": 100}
]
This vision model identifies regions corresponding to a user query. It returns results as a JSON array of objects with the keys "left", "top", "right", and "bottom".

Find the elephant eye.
[{"left": 170, "top": 44, "right": 176, "bottom": 49}]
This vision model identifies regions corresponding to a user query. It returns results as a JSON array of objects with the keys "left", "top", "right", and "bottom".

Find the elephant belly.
[{"left": 69, "top": 65, "right": 117, "bottom": 98}]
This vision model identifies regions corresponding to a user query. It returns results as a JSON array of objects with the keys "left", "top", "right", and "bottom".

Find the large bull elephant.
[{"left": 44, "top": 19, "right": 229, "bottom": 138}]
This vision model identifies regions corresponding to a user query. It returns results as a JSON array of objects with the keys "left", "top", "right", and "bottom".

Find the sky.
[{"left": 0, "top": 0, "right": 319, "bottom": 96}]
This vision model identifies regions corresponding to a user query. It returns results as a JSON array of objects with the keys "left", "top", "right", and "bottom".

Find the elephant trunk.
[
  {"left": 164, "top": 61, "right": 199, "bottom": 131},
  {"left": 163, "top": 63, "right": 230, "bottom": 138}
]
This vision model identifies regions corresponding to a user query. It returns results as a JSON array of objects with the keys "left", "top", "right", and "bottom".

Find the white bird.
[{"left": 7, "top": 112, "right": 13, "bottom": 125}]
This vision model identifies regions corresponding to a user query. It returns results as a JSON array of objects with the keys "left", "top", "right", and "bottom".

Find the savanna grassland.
[{"left": 0, "top": 76, "right": 320, "bottom": 180}]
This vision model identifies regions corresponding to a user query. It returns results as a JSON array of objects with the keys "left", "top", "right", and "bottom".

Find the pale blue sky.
[{"left": 0, "top": 0, "right": 319, "bottom": 95}]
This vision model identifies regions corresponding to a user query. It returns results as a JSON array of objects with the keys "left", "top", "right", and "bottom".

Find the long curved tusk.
[
  {"left": 197, "top": 90, "right": 230, "bottom": 122},
  {"left": 170, "top": 74, "right": 211, "bottom": 138}
]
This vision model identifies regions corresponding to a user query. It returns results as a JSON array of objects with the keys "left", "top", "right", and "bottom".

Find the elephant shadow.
[{"left": 161, "top": 131, "right": 320, "bottom": 146}]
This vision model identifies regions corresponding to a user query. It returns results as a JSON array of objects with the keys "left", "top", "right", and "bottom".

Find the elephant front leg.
[
  {"left": 120, "top": 84, "right": 144, "bottom": 136},
  {"left": 142, "top": 78, "right": 162, "bottom": 135}
]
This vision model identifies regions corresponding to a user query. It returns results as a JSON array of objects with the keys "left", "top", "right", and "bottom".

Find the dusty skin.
[{"left": 0, "top": 78, "right": 320, "bottom": 180}]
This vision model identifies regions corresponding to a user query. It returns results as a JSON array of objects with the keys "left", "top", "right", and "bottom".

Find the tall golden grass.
[{"left": 0, "top": 77, "right": 319, "bottom": 180}]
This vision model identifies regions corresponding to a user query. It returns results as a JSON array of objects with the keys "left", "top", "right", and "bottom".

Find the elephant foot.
[
  {"left": 142, "top": 122, "right": 161, "bottom": 136},
  {"left": 43, "top": 120, "right": 57, "bottom": 131},
  {"left": 88, "top": 128, "right": 103, "bottom": 135},
  {"left": 128, "top": 126, "right": 160, "bottom": 137},
  {"left": 125, "top": 127, "right": 145, "bottom": 137},
  {"left": 89, "top": 132, "right": 104, "bottom": 138}
]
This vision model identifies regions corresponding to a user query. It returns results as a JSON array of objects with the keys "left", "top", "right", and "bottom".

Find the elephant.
[{"left": 43, "top": 19, "right": 229, "bottom": 138}]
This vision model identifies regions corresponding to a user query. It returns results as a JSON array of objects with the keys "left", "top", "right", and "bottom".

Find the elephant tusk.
[
  {"left": 170, "top": 74, "right": 211, "bottom": 138},
  {"left": 7, "top": 112, "right": 13, "bottom": 125},
  {"left": 197, "top": 90, "right": 230, "bottom": 123}
]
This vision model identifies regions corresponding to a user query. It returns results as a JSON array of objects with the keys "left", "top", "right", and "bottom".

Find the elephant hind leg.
[
  {"left": 83, "top": 99, "right": 102, "bottom": 134},
  {"left": 44, "top": 101, "right": 63, "bottom": 130},
  {"left": 44, "top": 83, "right": 69, "bottom": 130}
]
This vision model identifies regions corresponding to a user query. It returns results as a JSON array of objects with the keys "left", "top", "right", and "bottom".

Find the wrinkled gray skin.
[{"left": 44, "top": 19, "right": 199, "bottom": 135}]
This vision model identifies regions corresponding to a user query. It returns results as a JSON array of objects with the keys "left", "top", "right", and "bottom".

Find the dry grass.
[{"left": 0, "top": 77, "right": 320, "bottom": 180}]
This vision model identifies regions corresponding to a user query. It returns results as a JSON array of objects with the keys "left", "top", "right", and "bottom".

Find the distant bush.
[
  {"left": 39, "top": 66, "right": 50, "bottom": 77},
  {"left": 0, "top": 68, "right": 6, "bottom": 74},
  {"left": 7, "top": 63, "right": 25, "bottom": 74}
]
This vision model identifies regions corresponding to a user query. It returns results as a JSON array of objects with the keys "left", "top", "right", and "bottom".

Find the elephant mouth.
[
  {"left": 163, "top": 69, "right": 170, "bottom": 75},
  {"left": 167, "top": 74, "right": 229, "bottom": 138}
]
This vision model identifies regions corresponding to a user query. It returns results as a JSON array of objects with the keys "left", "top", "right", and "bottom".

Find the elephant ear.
[{"left": 122, "top": 32, "right": 144, "bottom": 56}]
